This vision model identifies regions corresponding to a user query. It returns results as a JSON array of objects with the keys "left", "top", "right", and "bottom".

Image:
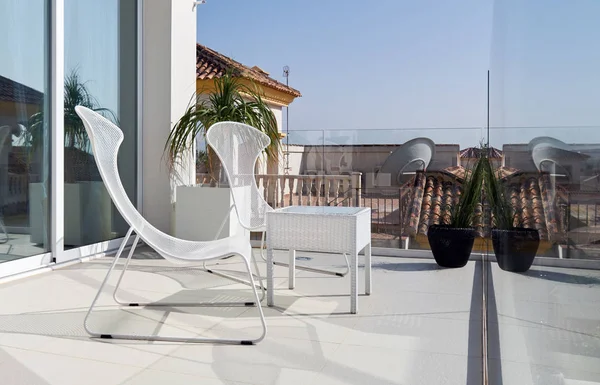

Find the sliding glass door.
[
  {"left": 63, "top": 0, "right": 137, "bottom": 250},
  {"left": 0, "top": 0, "right": 51, "bottom": 263},
  {"left": 0, "top": 0, "right": 138, "bottom": 274}
]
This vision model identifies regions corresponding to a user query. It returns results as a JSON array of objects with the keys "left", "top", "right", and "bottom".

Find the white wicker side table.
[{"left": 266, "top": 206, "right": 372, "bottom": 314}]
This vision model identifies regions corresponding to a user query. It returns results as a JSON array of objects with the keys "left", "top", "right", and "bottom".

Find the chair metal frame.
[
  {"left": 202, "top": 122, "right": 350, "bottom": 288},
  {"left": 75, "top": 106, "right": 266, "bottom": 345}
]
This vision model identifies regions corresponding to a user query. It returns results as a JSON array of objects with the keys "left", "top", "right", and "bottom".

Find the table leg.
[
  {"left": 365, "top": 242, "right": 372, "bottom": 295},
  {"left": 351, "top": 251, "right": 358, "bottom": 314},
  {"left": 267, "top": 247, "right": 274, "bottom": 307},
  {"left": 289, "top": 249, "right": 296, "bottom": 289}
]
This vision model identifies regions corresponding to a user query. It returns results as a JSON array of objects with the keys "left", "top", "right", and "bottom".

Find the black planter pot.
[
  {"left": 492, "top": 228, "right": 540, "bottom": 272},
  {"left": 427, "top": 225, "right": 476, "bottom": 268}
]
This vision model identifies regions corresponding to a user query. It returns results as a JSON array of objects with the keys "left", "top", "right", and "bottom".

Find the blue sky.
[
  {"left": 0, "top": 0, "right": 119, "bottom": 114},
  {"left": 197, "top": 0, "right": 600, "bottom": 147},
  {"left": 197, "top": 0, "right": 493, "bottom": 134},
  {"left": 2, "top": 1, "right": 599, "bottom": 149}
]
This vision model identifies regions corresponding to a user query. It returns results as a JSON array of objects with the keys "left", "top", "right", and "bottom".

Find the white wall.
[
  {"left": 292, "top": 144, "right": 460, "bottom": 176},
  {"left": 142, "top": 0, "right": 197, "bottom": 233}
]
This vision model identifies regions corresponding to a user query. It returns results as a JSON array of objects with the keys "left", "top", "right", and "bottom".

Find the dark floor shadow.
[
  {"left": 466, "top": 260, "right": 484, "bottom": 385},
  {"left": 486, "top": 260, "right": 504, "bottom": 385},
  {"left": 521, "top": 269, "right": 600, "bottom": 285},
  {"left": 371, "top": 262, "right": 441, "bottom": 272}
]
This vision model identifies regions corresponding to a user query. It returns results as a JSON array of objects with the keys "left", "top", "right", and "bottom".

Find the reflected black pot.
[
  {"left": 427, "top": 225, "right": 476, "bottom": 268},
  {"left": 492, "top": 228, "right": 540, "bottom": 272}
]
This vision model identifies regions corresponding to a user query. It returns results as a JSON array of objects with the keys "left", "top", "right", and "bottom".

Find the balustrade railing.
[{"left": 196, "top": 172, "right": 361, "bottom": 209}]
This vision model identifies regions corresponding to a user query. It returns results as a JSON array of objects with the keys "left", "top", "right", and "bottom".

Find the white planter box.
[
  {"left": 29, "top": 183, "right": 46, "bottom": 245},
  {"left": 30, "top": 181, "right": 112, "bottom": 246},
  {"left": 64, "top": 182, "right": 112, "bottom": 246},
  {"left": 174, "top": 185, "right": 249, "bottom": 241}
]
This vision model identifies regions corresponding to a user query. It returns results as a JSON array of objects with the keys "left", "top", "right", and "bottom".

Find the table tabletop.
[{"left": 273, "top": 206, "right": 368, "bottom": 216}]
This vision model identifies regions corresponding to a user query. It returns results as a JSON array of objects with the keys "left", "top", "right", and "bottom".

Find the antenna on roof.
[
  {"left": 283, "top": 66, "right": 290, "bottom": 175},
  {"left": 192, "top": 0, "right": 206, "bottom": 10}
]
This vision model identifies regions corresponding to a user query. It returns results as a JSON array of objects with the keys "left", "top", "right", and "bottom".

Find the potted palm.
[
  {"left": 483, "top": 157, "right": 540, "bottom": 272},
  {"left": 427, "top": 152, "right": 486, "bottom": 268},
  {"left": 28, "top": 70, "right": 116, "bottom": 246},
  {"left": 165, "top": 72, "right": 280, "bottom": 240}
]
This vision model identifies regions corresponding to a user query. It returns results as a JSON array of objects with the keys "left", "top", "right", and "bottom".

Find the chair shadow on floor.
[
  {"left": 521, "top": 269, "right": 600, "bottom": 285},
  {"left": 371, "top": 262, "right": 441, "bottom": 272}
]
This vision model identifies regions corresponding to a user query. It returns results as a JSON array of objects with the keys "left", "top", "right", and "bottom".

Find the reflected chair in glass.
[
  {"left": 529, "top": 136, "right": 576, "bottom": 177},
  {"left": 378, "top": 137, "right": 435, "bottom": 186},
  {"left": 203, "top": 122, "right": 351, "bottom": 287},
  {"left": 75, "top": 106, "right": 266, "bottom": 344}
]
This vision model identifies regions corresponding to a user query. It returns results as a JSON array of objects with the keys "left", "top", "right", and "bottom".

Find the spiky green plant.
[
  {"left": 482, "top": 153, "right": 521, "bottom": 230},
  {"left": 448, "top": 152, "right": 486, "bottom": 228},
  {"left": 165, "top": 71, "right": 280, "bottom": 181}
]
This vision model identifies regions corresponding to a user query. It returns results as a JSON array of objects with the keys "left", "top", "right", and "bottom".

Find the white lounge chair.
[
  {"left": 75, "top": 106, "right": 267, "bottom": 345},
  {"left": 203, "top": 122, "right": 350, "bottom": 281}
]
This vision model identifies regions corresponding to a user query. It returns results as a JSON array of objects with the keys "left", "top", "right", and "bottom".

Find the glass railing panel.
[
  {"left": 281, "top": 128, "right": 486, "bottom": 249},
  {"left": 489, "top": 126, "right": 600, "bottom": 261}
]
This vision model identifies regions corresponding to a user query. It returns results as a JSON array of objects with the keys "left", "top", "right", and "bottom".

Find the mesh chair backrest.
[
  {"left": 75, "top": 106, "right": 211, "bottom": 258},
  {"left": 206, "top": 122, "right": 273, "bottom": 230}
]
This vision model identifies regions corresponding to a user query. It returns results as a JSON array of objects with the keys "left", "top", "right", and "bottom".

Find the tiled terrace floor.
[{"left": 0, "top": 248, "right": 598, "bottom": 384}]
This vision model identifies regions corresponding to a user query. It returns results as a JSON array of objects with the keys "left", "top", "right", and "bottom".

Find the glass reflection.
[
  {"left": 0, "top": 0, "right": 49, "bottom": 261},
  {"left": 64, "top": 0, "right": 137, "bottom": 248}
]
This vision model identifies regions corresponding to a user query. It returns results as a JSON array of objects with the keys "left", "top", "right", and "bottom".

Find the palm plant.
[
  {"left": 26, "top": 69, "right": 116, "bottom": 182},
  {"left": 165, "top": 72, "right": 280, "bottom": 182}
]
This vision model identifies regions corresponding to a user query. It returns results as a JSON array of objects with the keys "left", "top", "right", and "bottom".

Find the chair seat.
[{"left": 154, "top": 233, "right": 252, "bottom": 264}]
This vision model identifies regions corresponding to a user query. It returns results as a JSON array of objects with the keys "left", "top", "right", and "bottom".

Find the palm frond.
[{"left": 166, "top": 71, "right": 281, "bottom": 179}]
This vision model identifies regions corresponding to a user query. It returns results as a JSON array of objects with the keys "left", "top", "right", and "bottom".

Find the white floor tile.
[
  {"left": 0, "top": 346, "right": 142, "bottom": 385},
  {"left": 148, "top": 337, "right": 339, "bottom": 384},
  {"left": 315, "top": 344, "right": 480, "bottom": 385},
  {"left": 123, "top": 369, "right": 249, "bottom": 385}
]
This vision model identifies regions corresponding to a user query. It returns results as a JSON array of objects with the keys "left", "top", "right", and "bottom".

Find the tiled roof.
[
  {"left": 400, "top": 170, "right": 568, "bottom": 242},
  {"left": 0, "top": 75, "right": 44, "bottom": 105},
  {"left": 196, "top": 44, "right": 301, "bottom": 97},
  {"left": 460, "top": 147, "right": 502, "bottom": 159},
  {"left": 443, "top": 165, "right": 520, "bottom": 181}
]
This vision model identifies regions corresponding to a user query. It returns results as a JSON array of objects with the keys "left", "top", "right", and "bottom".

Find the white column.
[
  {"left": 51, "top": 0, "right": 65, "bottom": 262},
  {"left": 141, "top": 0, "right": 197, "bottom": 233}
]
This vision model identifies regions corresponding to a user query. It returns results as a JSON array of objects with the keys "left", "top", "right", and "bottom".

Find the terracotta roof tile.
[
  {"left": 196, "top": 44, "right": 301, "bottom": 97},
  {"left": 400, "top": 170, "right": 568, "bottom": 242}
]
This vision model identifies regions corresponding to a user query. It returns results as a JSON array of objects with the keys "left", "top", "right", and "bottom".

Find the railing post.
[{"left": 351, "top": 172, "right": 362, "bottom": 207}]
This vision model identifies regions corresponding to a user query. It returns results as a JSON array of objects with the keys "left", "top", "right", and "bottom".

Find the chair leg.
[
  {"left": 85, "top": 230, "right": 267, "bottom": 344},
  {"left": 112, "top": 233, "right": 141, "bottom": 305},
  {"left": 201, "top": 252, "right": 266, "bottom": 302}
]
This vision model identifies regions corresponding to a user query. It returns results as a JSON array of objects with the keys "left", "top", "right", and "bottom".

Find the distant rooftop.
[
  {"left": 459, "top": 146, "right": 502, "bottom": 159},
  {"left": 0, "top": 75, "right": 44, "bottom": 105},
  {"left": 196, "top": 44, "right": 301, "bottom": 98}
]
